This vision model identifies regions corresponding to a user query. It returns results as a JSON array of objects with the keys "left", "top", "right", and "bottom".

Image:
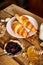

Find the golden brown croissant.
[
  {"left": 12, "top": 21, "right": 29, "bottom": 38},
  {"left": 15, "top": 14, "right": 37, "bottom": 33}
]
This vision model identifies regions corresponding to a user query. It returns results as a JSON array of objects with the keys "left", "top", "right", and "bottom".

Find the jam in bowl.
[{"left": 4, "top": 40, "right": 23, "bottom": 56}]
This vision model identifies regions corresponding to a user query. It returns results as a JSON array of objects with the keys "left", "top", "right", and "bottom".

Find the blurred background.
[{"left": 0, "top": 0, "right": 43, "bottom": 18}]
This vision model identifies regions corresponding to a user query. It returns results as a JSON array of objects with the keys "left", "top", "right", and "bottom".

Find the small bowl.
[{"left": 4, "top": 40, "right": 24, "bottom": 57}]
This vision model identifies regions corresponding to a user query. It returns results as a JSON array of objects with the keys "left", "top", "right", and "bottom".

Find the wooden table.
[{"left": 0, "top": 4, "right": 43, "bottom": 65}]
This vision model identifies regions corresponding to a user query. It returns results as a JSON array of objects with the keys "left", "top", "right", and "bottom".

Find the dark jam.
[{"left": 5, "top": 41, "right": 22, "bottom": 55}]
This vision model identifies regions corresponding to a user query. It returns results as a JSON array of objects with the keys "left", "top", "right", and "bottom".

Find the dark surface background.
[{"left": 0, "top": 0, "right": 43, "bottom": 18}]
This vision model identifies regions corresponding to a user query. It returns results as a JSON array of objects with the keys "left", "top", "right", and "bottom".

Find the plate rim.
[{"left": 6, "top": 15, "right": 38, "bottom": 38}]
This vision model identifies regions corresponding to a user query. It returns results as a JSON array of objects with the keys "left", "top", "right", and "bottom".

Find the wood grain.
[
  {"left": 0, "top": 11, "right": 12, "bottom": 19},
  {"left": 0, "top": 10, "right": 30, "bottom": 65},
  {"left": 0, "top": 48, "right": 20, "bottom": 65},
  {"left": 0, "top": 10, "right": 31, "bottom": 48},
  {"left": 0, "top": 4, "right": 43, "bottom": 65},
  {"left": 4, "top": 4, "right": 43, "bottom": 24},
  {"left": 3, "top": 4, "right": 43, "bottom": 49}
]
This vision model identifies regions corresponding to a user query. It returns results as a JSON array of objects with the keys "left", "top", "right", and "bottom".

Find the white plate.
[{"left": 6, "top": 15, "right": 38, "bottom": 38}]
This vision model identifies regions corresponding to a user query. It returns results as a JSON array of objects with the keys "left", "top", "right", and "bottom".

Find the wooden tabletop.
[{"left": 0, "top": 4, "right": 43, "bottom": 65}]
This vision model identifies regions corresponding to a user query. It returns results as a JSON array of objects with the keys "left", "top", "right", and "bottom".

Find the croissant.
[
  {"left": 15, "top": 14, "right": 37, "bottom": 33},
  {"left": 12, "top": 21, "right": 29, "bottom": 38}
]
